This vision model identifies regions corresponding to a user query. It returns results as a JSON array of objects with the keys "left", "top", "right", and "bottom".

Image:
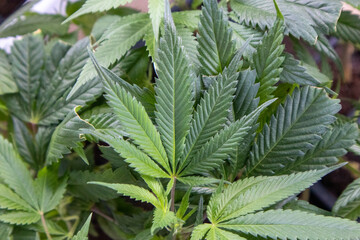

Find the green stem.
[
  {"left": 170, "top": 177, "right": 177, "bottom": 212},
  {"left": 40, "top": 212, "right": 52, "bottom": 240}
]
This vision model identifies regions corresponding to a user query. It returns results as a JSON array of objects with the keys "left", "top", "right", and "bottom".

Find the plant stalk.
[
  {"left": 40, "top": 212, "right": 52, "bottom": 240},
  {"left": 170, "top": 177, "right": 177, "bottom": 212}
]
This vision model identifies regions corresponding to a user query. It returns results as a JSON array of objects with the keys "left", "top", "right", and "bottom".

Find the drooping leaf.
[
  {"left": 197, "top": 0, "right": 235, "bottom": 75},
  {"left": 89, "top": 182, "right": 162, "bottom": 209},
  {"left": 246, "top": 86, "right": 340, "bottom": 176},
  {"left": 64, "top": 0, "right": 133, "bottom": 23},
  {"left": 0, "top": 13, "right": 69, "bottom": 38}
]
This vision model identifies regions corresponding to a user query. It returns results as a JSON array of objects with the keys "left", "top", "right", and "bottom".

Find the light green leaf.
[
  {"left": 151, "top": 208, "right": 177, "bottom": 234},
  {"left": 72, "top": 214, "right": 92, "bottom": 240},
  {"left": 148, "top": 0, "right": 164, "bottom": 40},
  {"left": 0, "top": 135, "right": 38, "bottom": 210},
  {"left": 221, "top": 209, "right": 360, "bottom": 240},
  {"left": 71, "top": 13, "right": 151, "bottom": 97},
  {"left": 33, "top": 167, "right": 67, "bottom": 213},
  {"left": 64, "top": 0, "right": 133, "bottom": 23},
  {"left": 191, "top": 224, "right": 211, "bottom": 240},
  {"left": 87, "top": 129, "right": 169, "bottom": 178},
  {"left": 0, "top": 184, "right": 35, "bottom": 212},
  {"left": 246, "top": 86, "right": 340, "bottom": 176},
  {"left": 173, "top": 11, "right": 201, "bottom": 30},
  {"left": 89, "top": 182, "right": 162, "bottom": 209},
  {"left": 197, "top": 0, "right": 235, "bottom": 75},
  {"left": 0, "top": 211, "right": 40, "bottom": 225},
  {"left": 209, "top": 166, "right": 342, "bottom": 223},
  {"left": 0, "top": 50, "right": 17, "bottom": 95}
]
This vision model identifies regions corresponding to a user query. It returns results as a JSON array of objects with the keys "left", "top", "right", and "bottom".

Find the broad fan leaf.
[
  {"left": 208, "top": 166, "right": 342, "bottom": 223},
  {"left": 155, "top": 14, "right": 193, "bottom": 172},
  {"left": 197, "top": 0, "right": 235, "bottom": 75},
  {"left": 333, "top": 177, "right": 360, "bottom": 220},
  {"left": 178, "top": 53, "right": 241, "bottom": 172},
  {"left": 0, "top": 50, "right": 17, "bottom": 95},
  {"left": 220, "top": 209, "right": 360, "bottom": 240},
  {"left": 276, "top": 122, "right": 358, "bottom": 175},
  {"left": 70, "top": 13, "right": 151, "bottom": 97},
  {"left": 64, "top": 0, "right": 133, "bottom": 23},
  {"left": 230, "top": 0, "right": 342, "bottom": 44},
  {"left": 253, "top": 18, "right": 285, "bottom": 103},
  {"left": 246, "top": 86, "right": 340, "bottom": 176},
  {"left": 89, "top": 182, "right": 162, "bottom": 209},
  {"left": 334, "top": 10, "right": 360, "bottom": 45}
]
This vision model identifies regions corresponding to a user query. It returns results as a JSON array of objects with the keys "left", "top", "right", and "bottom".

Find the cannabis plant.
[
  {"left": 67, "top": 0, "right": 360, "bottom": 238},
  {"left": 0, "top": 0, "right": 360, "bottom": 239}
]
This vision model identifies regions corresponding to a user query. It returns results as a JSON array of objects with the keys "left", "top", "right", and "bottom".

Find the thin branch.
[
  {"left": 170, "top": 177, "right": 177, "bottom": 212},
  {"left": 40, "top": 212, "right": 52, "bottom": 240}
]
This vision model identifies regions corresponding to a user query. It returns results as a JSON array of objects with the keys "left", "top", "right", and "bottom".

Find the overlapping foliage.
[{"left": 0, "top": 0, "right": 360, "bottom": 239}]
